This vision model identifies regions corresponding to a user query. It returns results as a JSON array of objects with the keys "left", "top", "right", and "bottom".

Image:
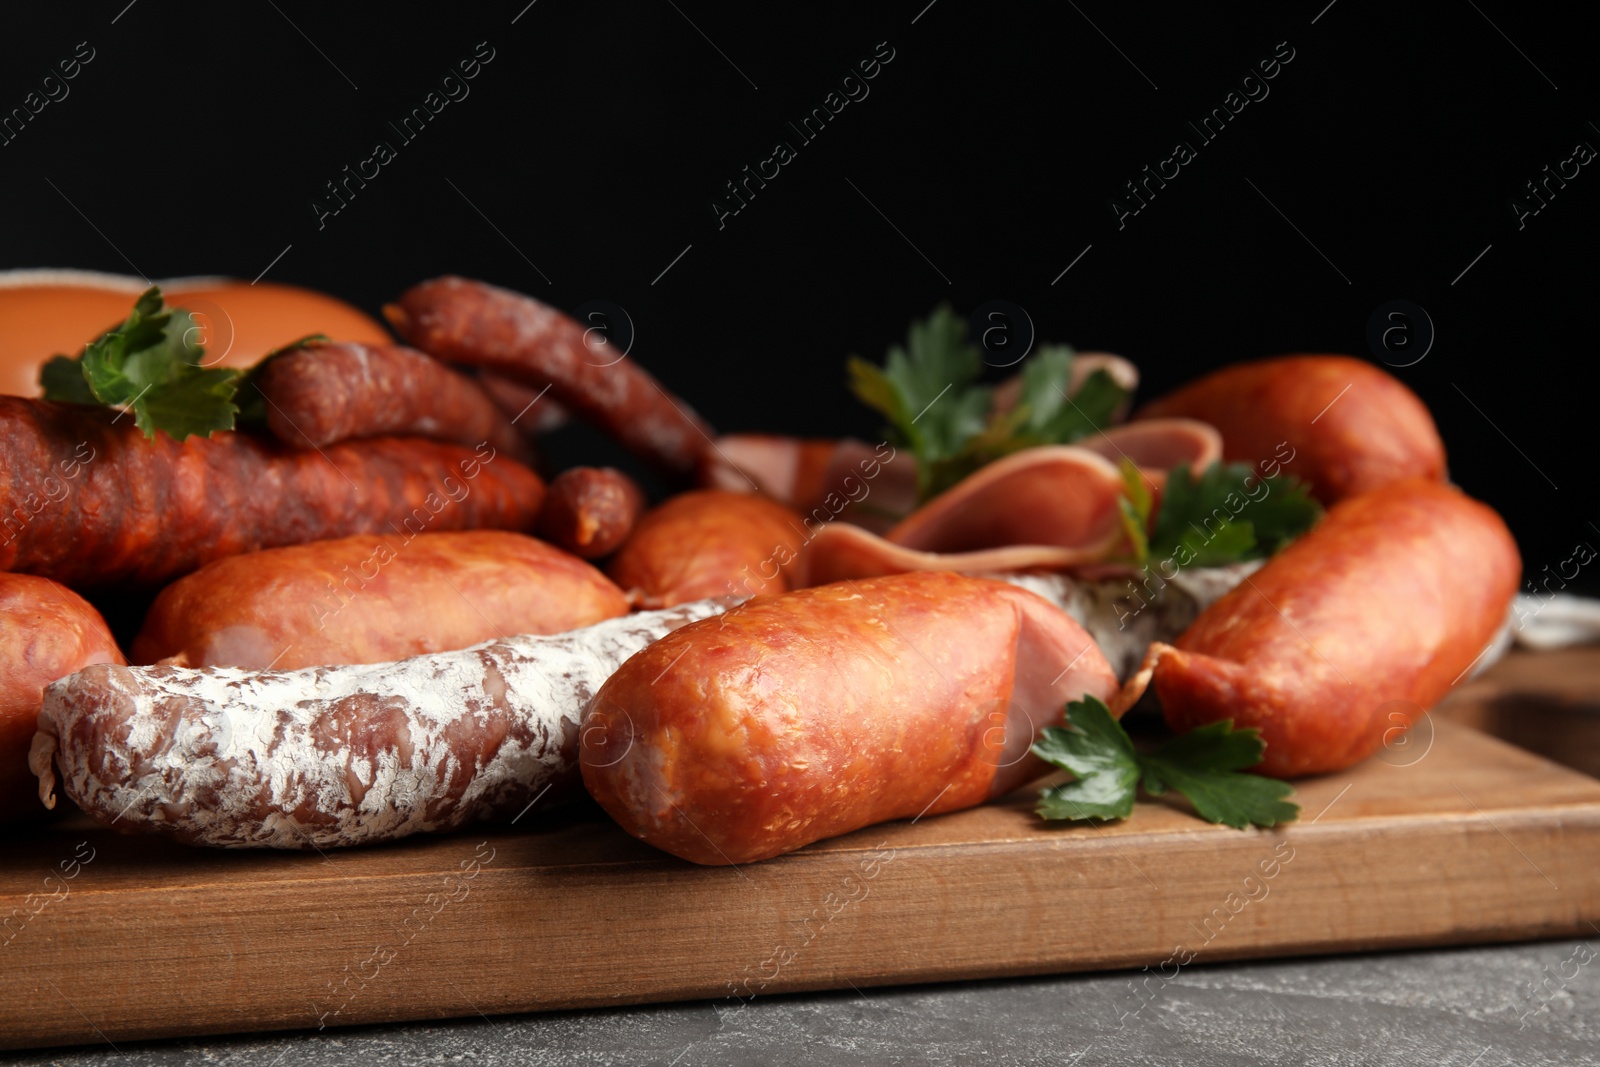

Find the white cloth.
[{"left": 1511, "top": 593, "right": 1600, "bottom": 650}]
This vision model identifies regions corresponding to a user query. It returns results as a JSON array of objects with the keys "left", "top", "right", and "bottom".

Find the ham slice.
[
  {"left": 797, "top": 420, "right": 1222, "bottom": 586},
  {"left": 699, "top": 354, "right": 1140, "bottom": 533},
  {"left": 698, "top": 436, "right": 914, "bottom": 534}
]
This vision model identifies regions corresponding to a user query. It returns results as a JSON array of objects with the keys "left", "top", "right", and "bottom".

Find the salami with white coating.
[{"left": 31, "top": 599, "right": 732, "bottom": 849}]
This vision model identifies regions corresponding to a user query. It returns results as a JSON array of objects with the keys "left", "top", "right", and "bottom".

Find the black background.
[{"left": 2, "top": 1, "right": 1594, "bottom": 593}]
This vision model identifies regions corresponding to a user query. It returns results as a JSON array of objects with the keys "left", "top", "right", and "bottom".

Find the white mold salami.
[{"left": 29, "top": 599, "right": 733, "bottom": 850}]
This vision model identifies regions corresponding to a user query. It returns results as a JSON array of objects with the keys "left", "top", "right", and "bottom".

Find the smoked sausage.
[
  {"left": 253, "top": 341, "right": 528, "bottom": 460},
  {"left": 1118, "top": 479, "right": 1519, "bottom": 776},
  {"left": 0, "top": 397, "right": 544, "bottom": 588},
  {"left": 1135, "top": 355, "right": 1445, "bottom": 504},
  {"left": 698, "top": 436, "right": 915, "bottom": 534},
  {"left": 131, "top": 531, "right": 629, "bottom": 670},
  {"left": 0, "top": 574, "right": 123, "bottom": 822},
  {"left": 34, "top": 599, "right": 734, "bottom": 849},
  {"left": 581, "top": 572, "right": 1118, "bottom": 864},
  {"left": 387, "top": 277, "right": 713, "bottom": 477},
  {"left": 537, "top": 467, "right": 647, "bottom": 560},
  {"left": 607, "top": 489, "right": 806, "bottom": 607}
]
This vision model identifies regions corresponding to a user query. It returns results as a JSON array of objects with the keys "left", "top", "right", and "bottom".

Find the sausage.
[
  {"left": 992, "top": 564, "right": 1259, "bottom": 682},
  {"left": 1135, "top": 355, "right": 1446, "bottom": 504},
  {"left": 386, "top": 277, "right": 713, "bottom": 477},
  {"left": 478, "top": 373, "right": 569, "bottom": 435},
  {"left": 0, "top": 397, "right": 544, "bottom": 588},
  {"left": 253, "top": 341, "right": 529, "bottom": 461},
  {"left": 607, "top": 489, "right": 806, "bottom": 607},
  {"left": 699, "top": 436, "right": 916, "bottom": 534},
  {"left": 32, "top": 598, "right": 734, "bottom": 849},
  {"left": 581, "top": 572, "right": 1119, "bottom": 864},
  {"left": 1116, "top": 479, "right": 1519, "bottom": 776},
  {"left": 536, "top": 467, "right": 647, "bottom": 560},
  {"left": 0, "top": 575, "right": 123, "bottom": 822},
  {"left": 130, "top": 531, "right": 629, "bottom": 670}
]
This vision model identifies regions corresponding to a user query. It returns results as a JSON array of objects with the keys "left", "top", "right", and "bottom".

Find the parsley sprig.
[
  {"left": 1032, "top": 697, "right": 1299, "bottom": 829},
  {"left": 40, "top": 287, "right": 242, "bottom": 441},
  {"left": 847, "top": 306, "right": 1128, "bottom": 501},
  {"left": 1118, "top": 460, "right": 1322, "bottom": 570}
]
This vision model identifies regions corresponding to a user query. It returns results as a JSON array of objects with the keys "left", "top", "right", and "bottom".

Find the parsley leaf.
[
  {"left": 1115, "top": 458, "right": 1152, "bottom": 567},
  {"left": 1032, "top": 697, "right": 1299, "bottom": 829},
  {"left": 1140, "top": 723, "right": 1301, "bottom": 829},
  {"left": 848, "top": 305, "right": 988, "bottom": 500},
  {"left": 38, "top": 355, "right": 98, "bottom": 404},
  {"left": 1143, "top": 462, "right": 1321, "bottom": 569},
  {"left": 41, "top": 286, "right": 242, "bottom": 441},
  {"left": 847, "top": 311, "right": 1130, "bottom": 502},
  {"left": 1033, "top": 699, "right": 1140, "bottom": 821}
]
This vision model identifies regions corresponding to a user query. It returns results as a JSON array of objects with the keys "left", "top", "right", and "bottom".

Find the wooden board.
[
  {"left": 6, "top": 694, "right": 1600, "bottom": 1050},
  {"left": 1437, "top": 647, "right": 1600, "bottom": 779}
]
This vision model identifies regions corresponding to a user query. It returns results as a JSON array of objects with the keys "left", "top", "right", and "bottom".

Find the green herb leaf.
[
  {"left": 1031, "top": 697, "right": 1299, "bottom": 830},
  {"left": 1143, "top": 462, "right": 1321, "bottom": 569},
  {"left": 847, "top": 305, "right": 988, "bottom": 499},
  {"left": 1140, "top": 722, "right": 1300, "bottom": 829},
  {"left": 1034, "top": 699, "right": 1140, "bottom": 821},
  {"left": 1025, "top": 363, "right": 1124, "bottom": 444},
  {"left": 40, "top": 286, "right": 241, "bottom": 441},
  {"left": 847, "top": 314, "right": 1130, "bottom": 503},
  {"left": 38, "top": 355, "right": 97, "bottom": 404},
  {"left": 1116, "top": 458, "right": 1152, "bottom": 568},
  {"left": 1013, "top": 346, "right": 1073, "bottom": 431}
]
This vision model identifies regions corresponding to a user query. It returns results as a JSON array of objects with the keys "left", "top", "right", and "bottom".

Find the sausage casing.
[
  {"left": 1124, "top": 478, "right": 1519, "bottom": 776},
  {"left": 537, "top": 467, "right": 647, "bottom": 560},
  {"left": 1135, "top": 355, "right": 1445, "bottom": 504},
  {"left": 607, "top": 489, "right": 805, "bottom": 607},
  {"left": 255, "top": 341, "right": 528, "bottom": 460},
  {"left": 33, "top": 599, "right": 732, "bottom": 849},
  {"left": 131, "top": 531, "right": 629, "bottom": 670},
  {"left": 0, "top": 397, "right": 544, "bottom": 588},
  {"left": 0, "top": 574, "right": 122, "bottom": 822},
  {"left": 581, "top": 572, "right": 1117, "bottom": 864}
]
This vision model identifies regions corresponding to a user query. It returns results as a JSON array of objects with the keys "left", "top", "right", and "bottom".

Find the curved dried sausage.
[{"left": 1136, "top": 355, "right": 1445, "bottom": 504}]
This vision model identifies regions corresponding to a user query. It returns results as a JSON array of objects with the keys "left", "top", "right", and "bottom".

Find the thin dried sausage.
[
  {"left": 537, "top": 467, "right": 647, "bottom": 560},
  {"left": 0, "top": 397, "right": 544, "bottom": 588},
  {"left": 387, "top": 277, "right": 712, "bottom": 477},
  {"left": 254, "top": 341, "right": 528, "bottom": 460}
]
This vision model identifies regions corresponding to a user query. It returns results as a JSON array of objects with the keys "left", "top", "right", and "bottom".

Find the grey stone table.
[{"left": 9, "top": 940, "right": 1597, "bottom": 1066}]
